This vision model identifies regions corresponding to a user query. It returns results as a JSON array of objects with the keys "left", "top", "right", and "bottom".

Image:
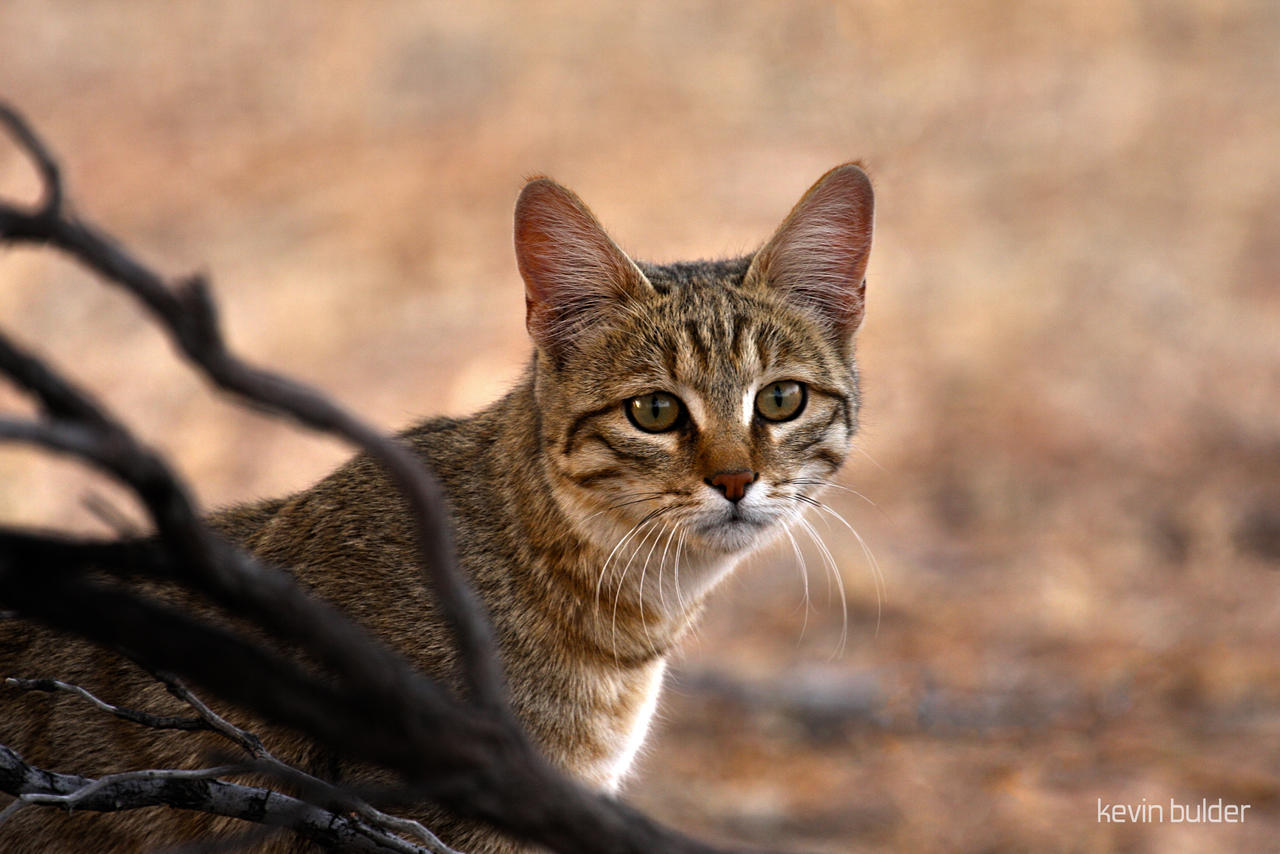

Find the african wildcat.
[{"left": 0, "top": 163, "right": 874, "bottom": 852}]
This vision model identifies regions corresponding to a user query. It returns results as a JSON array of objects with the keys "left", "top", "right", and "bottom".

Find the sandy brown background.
[{"left": 2, "top": 2, "right": 1278, "bottom": 852}]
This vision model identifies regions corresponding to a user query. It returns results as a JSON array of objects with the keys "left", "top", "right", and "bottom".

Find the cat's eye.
[
  {"left": 755, "top": 380, "right": 806, "bottom": 422},
  {"left": 626, "top": 392, "right": 684, "bottom": 433}
]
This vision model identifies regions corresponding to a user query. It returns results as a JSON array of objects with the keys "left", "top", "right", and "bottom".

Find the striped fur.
[{"left": 0, "top": 164, "right": 874, "bottom": 853}]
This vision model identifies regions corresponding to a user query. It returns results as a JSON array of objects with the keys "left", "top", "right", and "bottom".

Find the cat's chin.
[{"left": 692, "top": 514, "right": 775, "bottom": 554}]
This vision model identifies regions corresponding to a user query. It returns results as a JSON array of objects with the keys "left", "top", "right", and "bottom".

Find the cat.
[{"left": 0, "top": 162, "right": 874, "bottom": 852}]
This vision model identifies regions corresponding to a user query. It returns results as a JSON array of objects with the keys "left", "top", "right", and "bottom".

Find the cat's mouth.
[
  {"left": 706, "top": 502, "right": 765, "bottom": 526},
  {"left": 693, "top": 505, "right": 775, "bottom": 552}
]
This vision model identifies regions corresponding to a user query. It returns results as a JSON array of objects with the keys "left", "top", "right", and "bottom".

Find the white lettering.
[{"left": 1101, "top": 797, "right": 1250, "bottom": 823}]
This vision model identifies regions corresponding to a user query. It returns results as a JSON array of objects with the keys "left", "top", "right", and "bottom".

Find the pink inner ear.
[
  {"left": 755, "top": 164, "right": 874, "bottom": 337},
  {"left": 514, "top": 179, "right": 645, "bottom": 354}
]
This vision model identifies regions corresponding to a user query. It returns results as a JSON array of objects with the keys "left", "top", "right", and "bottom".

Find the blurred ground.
[{"left": 1, "top": 2, "right": 1278, "bottom": 852}]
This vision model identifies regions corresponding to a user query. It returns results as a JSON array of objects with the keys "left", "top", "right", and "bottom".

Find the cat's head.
[{"left": 515, "top": 165, "right": 872, "bottom": 564}]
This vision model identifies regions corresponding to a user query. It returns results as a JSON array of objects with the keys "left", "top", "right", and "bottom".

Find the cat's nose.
[{"left": 705, "top": 470, "right": 758, "bottom": 503}]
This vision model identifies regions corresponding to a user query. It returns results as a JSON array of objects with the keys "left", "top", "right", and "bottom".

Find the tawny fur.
[{"left": 0, "top": 163, "right": 873, "bottom": 853}]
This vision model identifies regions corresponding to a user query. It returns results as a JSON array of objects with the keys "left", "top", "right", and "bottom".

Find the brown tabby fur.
[{"left": 0, "top": 163, "right": 874, "bottom": 852}]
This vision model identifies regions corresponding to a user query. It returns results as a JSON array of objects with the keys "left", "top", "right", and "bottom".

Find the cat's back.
[{"left": 229, "top": 394, "right": 530, "bottom": 668}]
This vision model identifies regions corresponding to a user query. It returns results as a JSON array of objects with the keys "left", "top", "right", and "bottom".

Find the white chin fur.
[{"left": 693, "top": 509, "right": 777, "bottom": 553}]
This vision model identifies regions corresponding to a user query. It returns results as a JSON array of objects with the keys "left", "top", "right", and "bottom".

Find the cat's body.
[{"left": 0, "top": 165, "right": 874, "bottom": 852}]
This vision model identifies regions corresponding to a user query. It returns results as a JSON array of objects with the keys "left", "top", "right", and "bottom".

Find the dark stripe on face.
[
  {"left": 756, "top": 330, "right": 779, "bottom": 372},
  {"left": 563, "top": 403, "right": 621, "bottom": 455},
  {"left": 570, "top": 467, "right": 623, "bottom": 486},
  {"left": 820, "top": 400, "right": 845, "bottom": 438},
  {"left": 684, "top": 320, "right": 710, "bottom": 370},
  {"left": 814, "top": 447, "right": 844, "bottom": 471},
  {"left": 662, "top": 339, "right": 679, "bottom": 381},
  {"left": 587, "top": 431, "right": 659, "bottom": 465},
  {"left": 730, "top": 313, "right": 749, "bottom": 363},
  {"left": 836, "top": 395, "right": 854, "bottom": 436},
  {"left": 785, "top": 402, "right": 847, "bottom": 461}
]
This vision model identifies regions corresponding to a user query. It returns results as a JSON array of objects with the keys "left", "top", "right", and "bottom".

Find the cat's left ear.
[
  {"left": 514, "top": 177, "right": 652, "bottom": 359},
  {"left": 747, "top": 163, "right": 874, "bottom": 344}
]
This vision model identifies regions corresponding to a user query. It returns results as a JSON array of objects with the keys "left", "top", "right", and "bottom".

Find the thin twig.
[
  {"left": 153, "top": 672, "right": 267, "bottom": 757},
  {"left": 5, "top": 677, "right": 204, "bottom": 732},
  {"left": 156, "top": 672, "right": 464, "bottom": 854}
]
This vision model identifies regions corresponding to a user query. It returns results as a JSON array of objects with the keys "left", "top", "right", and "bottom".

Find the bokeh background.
[{"left": 2, "top": 2, "right": 1277, "bottom": 851}]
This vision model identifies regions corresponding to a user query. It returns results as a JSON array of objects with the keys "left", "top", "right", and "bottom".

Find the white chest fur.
[{"left": 579, "top": 659, "right": 668, "bottom": 791}]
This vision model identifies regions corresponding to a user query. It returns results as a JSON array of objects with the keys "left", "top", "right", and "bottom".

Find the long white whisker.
[
  {"left": 781, "top": 524, "right": 812, "bottom": 643},
  {"left": 671, "top": 524, "right": 705, "bottom": 648},
  {"left": 633, "top": 518, "right": 672, "bottom": 657},
  {"left": 848, "top": 442, "right": 885, "bottom": 472},
  {"left": 794, "top": 514, "right": 848, "bottom": 659},
  {"left": 595, "top": 507, "right": 665, "bottom": 622},
  {"left": 811, "top": 500, "right": 884, "bottom": 638},
  {"left": 672, "top": 526, "right": 688, "bottom": 616},
  {"left": 582, "top": 493, "right": 666, "bottom": 525},
  {"left": 611, "top": 514, "right": 666, "bottom": 663},
  {"left": 654, "top": 521, "right": 679, "bottom": 616},
  {"left": 787, "top": 477, "right": 877, "bottom": 508}
]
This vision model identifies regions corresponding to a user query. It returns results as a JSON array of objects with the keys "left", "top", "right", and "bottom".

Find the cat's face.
[
  {"left": 535, "top": 260, "right": 860, "bottom": 556},
  {"left": 516, "top": 165, "right": 873, "bottom": 566}
]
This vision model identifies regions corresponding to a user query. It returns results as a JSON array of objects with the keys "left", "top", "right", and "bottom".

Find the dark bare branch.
[
  {"left": 154, "top": 673, "right": 268, "bottom": 758},
  {"left": 0, "top": 103, "right": 791, "bottom": 854},
  {"left": 156, "top": 674, "right": 464, "bottom": 854},
  {"left": 0, "top": 746, "right": 440, "bottom": 854},
  {"left": 0, "top": 103, "right": 501, "bottom": 711},
  {"left": 5, "top": 678, "right": 204, "bottom": 732},
  {"left": 0, "top": 103, "right": 61, "bottom": 218},
  {"left": 5, "top": 671, "right": 462, "bottom": 854}
]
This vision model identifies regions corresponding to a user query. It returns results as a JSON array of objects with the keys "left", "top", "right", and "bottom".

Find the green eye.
[
  {"left": 626, "top": 392, "right": 684, "bottom": 432},
  {"left": 756, "top": 380, "right": 806, "bottom": 422}
]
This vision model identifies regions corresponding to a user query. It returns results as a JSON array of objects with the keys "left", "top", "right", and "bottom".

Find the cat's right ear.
[{"left": 514, "top": 178, "right": 651, "bottom": 358}]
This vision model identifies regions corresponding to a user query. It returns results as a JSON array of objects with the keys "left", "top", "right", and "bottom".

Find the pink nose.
[{"left": 706, "top": 470, "right": 757, "bottom": 503}]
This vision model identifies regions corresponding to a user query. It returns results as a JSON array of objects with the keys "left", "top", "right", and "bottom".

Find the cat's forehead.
[
  {"left": 590, "top": 258, "right": 845, "bottom": 399},
  {"left": 636, "top": 258, "right": 752, "bottom": 294}
]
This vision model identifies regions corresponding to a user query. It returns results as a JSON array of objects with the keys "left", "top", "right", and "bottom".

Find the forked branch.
[
  {"left": 0, "top": 102, "right": 503, "bottom": 714},
  {"left": 4, "top": 676, "right": 461, "bottom": 854},
  {"left": 0, "top": 103, "right": 786, "bottom": 854}
]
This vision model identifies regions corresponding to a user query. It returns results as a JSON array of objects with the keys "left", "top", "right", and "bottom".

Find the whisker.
[
  {"left": 787, "top": 477, "right": 877, "bottom": 508},
  {"left": 609, "top": 493, "right": 670, "bottom": 507},
  {"left": 581, "top": 490, "right": 692, "bottom": 532},
  {"left": 654, "top": 522, "right": 679, "bottom": 616},
  {"left": 811, "top": 500, "right": 884, "bottom": 638},
  {"left": 848, "top": 442, "right": 885, "bottom": 472},
  {"left": 671, "top": 524, "right": 705, "bottom": 648},
  {"left": 781, "top": 524, "right": 812, "bottom": 643},
  {"left": 594, "top": 506, "right": 668, "bottom": 621},
  {"left": 583, "top": 498, "right": 656, "bottom": 526},
  {"left": 633, "top": 518, "right": 673, "bottom": 657},
  {"left": 612, "top": 515, "right": 667, "bottom": 663},
  {"left": 793, "top": 512, "right": 849, "bottom": 660},
  {"left": 672, "top": 527, "right": 688, "bottom": 616}
]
